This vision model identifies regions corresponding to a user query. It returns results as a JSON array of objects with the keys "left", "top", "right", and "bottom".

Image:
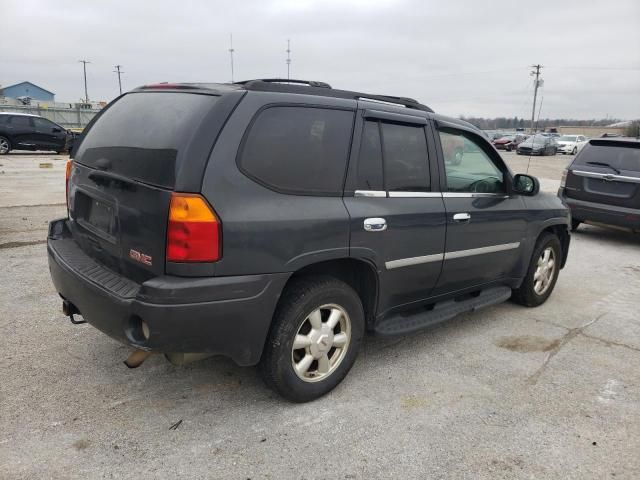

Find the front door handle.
[
  {"left": 364, "top": 217, "right": 387, "bottom": 232},
  {"left": 453, "top": 212, "right": 471, "bottom": 222}
]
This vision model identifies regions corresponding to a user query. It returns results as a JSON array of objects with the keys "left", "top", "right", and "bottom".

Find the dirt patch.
[
  {"left": 495, "top": 335, "right": 561, "bottom": 353},
  {"left": 401, "top": 394, "right": 428, "bottom": 410},
  {"left": 0, "top": 240, "right": 47, "bottom": 250},
  {"left": 72, "top": 439, "right": 90, "bottom": 450}
]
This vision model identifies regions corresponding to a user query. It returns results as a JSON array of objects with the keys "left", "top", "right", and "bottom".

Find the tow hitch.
[{"left": 62, "top": 299, "right": 86, "bottom": 324}]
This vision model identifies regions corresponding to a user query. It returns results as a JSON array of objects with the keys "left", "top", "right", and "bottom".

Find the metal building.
[{"left": 1, "top": 81, "right": 55, "bottom": 102}]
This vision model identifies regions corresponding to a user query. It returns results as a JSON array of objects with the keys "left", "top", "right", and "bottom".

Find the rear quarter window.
[
  {"left": 238, "top": 106, "right": 355, "bottom": 195},
  {"left": 74, "top": 92, "right": 219, "bottom": 188}
]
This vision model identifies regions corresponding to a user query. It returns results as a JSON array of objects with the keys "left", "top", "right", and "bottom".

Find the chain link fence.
[{"left": 0, "top": 104, "right": 99, "bottom": 128}]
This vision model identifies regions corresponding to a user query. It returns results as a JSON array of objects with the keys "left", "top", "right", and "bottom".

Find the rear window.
[
  {"left": 239, "top": 106, "right": 355, "bottom": 195},
  {"left": 575, "top": 143, "right": 640, "bottom": 172},
  {"left": 74, "top": 92, "right": 218, "bottom": 188}
]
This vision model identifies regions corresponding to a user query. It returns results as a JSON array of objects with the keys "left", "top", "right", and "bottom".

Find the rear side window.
[
  {"left": 75, "top": 92, "right": 219, "bottom": 188},
  {"left": 239, "top": 106, "right": 355, "bottom": 195},
  {"left": 355, "top": 120, "right": 430, "bottom": 192},
  {"left": 382, "top": 122, "right": 430, "bottom": 191},
  {"left": 574, "top": 143, "right": 640, "bottom": 172},
  {"left": 9, "top": 116, "right": 32, "bottom": 127}
]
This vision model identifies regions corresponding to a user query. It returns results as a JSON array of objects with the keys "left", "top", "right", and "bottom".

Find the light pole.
[
  {"left": 286, "top": 39, "right": 291, "bottom": 80},
  {"left": 79, "top": 59, "right": 91, "bottom": 103},
  {"left": 229, "top": 34, "right": 235, "bottom": 83},
  {"left": 114, "top": 65, "right": 124, "bottom": 95}
]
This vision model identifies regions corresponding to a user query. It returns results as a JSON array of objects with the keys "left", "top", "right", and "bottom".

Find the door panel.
[
  {"left": 345, "top": 195, "right": 446, "bottom": 314},
  {"left": 433, "top": 123, "right": 527, "bottom": 294},
  {"left": 345, "top": 109, "right": 446, "bottom": 316}
]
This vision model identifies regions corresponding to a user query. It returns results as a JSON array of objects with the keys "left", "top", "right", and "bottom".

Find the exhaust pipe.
[{"left": 124, "top": 349, "right": 153, "bottom": 368}]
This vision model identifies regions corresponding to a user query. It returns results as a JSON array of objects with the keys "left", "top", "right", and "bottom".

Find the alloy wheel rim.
[
  {"left": 291, "top": 304, "right": 351, "bottom": 383},
  {"left": 0, "top": 139, "right": 8, "bottom": 153},
  {"left": 533, "top": 247, "right": 556, "bottom": 295}
]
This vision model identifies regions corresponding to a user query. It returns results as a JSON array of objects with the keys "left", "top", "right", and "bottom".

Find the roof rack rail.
[
  {"left": 235, "top": 79, "right": 433, "bottom": 113},
  {"left": 236, "top": 78, "right": 332, "bottom": 89}
]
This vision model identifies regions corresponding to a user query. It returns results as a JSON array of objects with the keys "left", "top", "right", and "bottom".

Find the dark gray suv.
[{"left": 47, "top": 79, "right": 571, "bottom": 402}]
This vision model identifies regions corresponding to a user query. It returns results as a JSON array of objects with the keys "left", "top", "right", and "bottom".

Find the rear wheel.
[
  {"left": 0, "top": 136, "right": 11, "bottom": 155},
  {"left": 512, "top": 232, "right": 561, "bottom": 307},
  {"left": 260, "top": 277, "right": 364, "bottom": 402}
]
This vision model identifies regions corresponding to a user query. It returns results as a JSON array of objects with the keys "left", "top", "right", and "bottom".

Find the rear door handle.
[
  {"left": 364, "top": 217, "right": 387, "bottom": 232},
  {"left": 453, "top": 212, "right": 471, "bottom": 222}
]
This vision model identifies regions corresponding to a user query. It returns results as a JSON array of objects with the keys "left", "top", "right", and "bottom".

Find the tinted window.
[
  {"left": 356, "top": 121, "right": 383, "bottom": 190},
  {"left": 381, "top": 122, "right": 429, "bottom": 191},
  {"left": 10, "top": 116, "right": 32, "bottom": 127},
  {"left": 439, "top": 130, "right": 505, "bottom": 193},
  {"left": 575, "top": 143, "right": 640, "bottom": 172},
  {"left": 240, "top": 106, "right": 355, "bottom": 195},
  {"left": 75, "top": 92, "right": 219, "bottom": 188},
  {"left": 33, "top": 117, "right": 57, "bottom": 130},
  {"left": 0, "top": 116, "right": 8, "bottom": 125}
]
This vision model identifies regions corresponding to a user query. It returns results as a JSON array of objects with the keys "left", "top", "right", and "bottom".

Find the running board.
[{"left": 375, "top": 286, "right": 512, "bottom": 335}]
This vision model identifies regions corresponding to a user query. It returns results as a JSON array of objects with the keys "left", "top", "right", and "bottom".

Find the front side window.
[
  {"left": 33, "top": 117, "right": 56, "bottom": 130},
  {"left": 239, "top": 106, "right": 355, "bottom": 195},
  {"left": 439, "top": 130, "right": 505, "bottom": 194}
]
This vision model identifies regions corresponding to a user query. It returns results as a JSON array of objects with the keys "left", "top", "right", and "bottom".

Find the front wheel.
[
  {"left": 512, "top": 232, "right": 562, "bottom": 307},
  {"left": 0, "top": 136, "right": 11, "bottom": 155},
  {"left": 572, "top": 147, "right": 577, "bottom": 155},
  {"left": 260, "top": 277, "right": 365, "bottom": 402}
]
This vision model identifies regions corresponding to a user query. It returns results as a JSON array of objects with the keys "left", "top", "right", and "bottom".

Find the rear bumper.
[
  {"left": 47, "top": 218, "right": 289, "bottom": 366},
  {"left": 559, "top": 191, "right": 640, "bottom": 230}
]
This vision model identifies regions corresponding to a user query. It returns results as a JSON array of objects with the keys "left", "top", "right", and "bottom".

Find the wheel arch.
[
  {"left": 281, "top": 257, "right": 379, "bottom": 330},
  {"left": 537, "top": 222, "right": 570, "bottom": 268}
]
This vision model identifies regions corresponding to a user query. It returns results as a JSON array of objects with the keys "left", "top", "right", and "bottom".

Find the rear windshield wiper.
[{"left": 584, "top": 161, "right": 621, "bottom": 175}]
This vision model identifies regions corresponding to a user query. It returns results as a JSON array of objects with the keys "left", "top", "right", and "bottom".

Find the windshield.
[
  {"left": 523, "top": 135, "right": 547, "bottom": 144},
  {"left": 559, "top": 136, "right": 577, "bottom": 142}
]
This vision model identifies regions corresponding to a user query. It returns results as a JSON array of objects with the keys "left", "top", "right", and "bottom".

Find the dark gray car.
[
  {"left": 558, "top": 138, "right": 640, "bottom": 232},
  {"left": 47, "top": 79, "right": 571, "bottom": 402}
]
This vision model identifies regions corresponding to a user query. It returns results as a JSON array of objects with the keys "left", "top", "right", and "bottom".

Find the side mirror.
[{"left": 513, "top": 174, "right": 540, "bottom": 196}]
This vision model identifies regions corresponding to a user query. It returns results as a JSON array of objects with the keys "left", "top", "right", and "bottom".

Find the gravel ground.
[{"left": 1, "top": 152, "right": 639, "bottom": 479}]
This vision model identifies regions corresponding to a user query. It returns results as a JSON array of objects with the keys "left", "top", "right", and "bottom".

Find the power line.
[
  {"left": 78, "top": 59, "right": 91, "bottom": 103},
  {"left": 113, "top": 65, "right": 124, "bottom": 95}
]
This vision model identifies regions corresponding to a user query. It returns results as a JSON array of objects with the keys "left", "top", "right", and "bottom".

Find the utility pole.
[
  {"left": 113, "top": 65, "right": 124, "bottom": 95},
  {"left": 530, "top": 64, "right": 543, "bottom": 132},
  {"left": 286, "top": 39, "right": 291, "bottom": 81},
  {"left": 229, "top": 34, "right": 235, "bottom": 83},
  {"left": 79, "top": 59, "right": 91, "bottom": 103}
]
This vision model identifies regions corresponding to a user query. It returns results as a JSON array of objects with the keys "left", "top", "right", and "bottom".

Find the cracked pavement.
[{"left": 1, "top": 153, "right": 639, "bottom": 479}]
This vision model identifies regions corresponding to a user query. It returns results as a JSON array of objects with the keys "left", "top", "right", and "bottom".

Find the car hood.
[{"left": 557, "top": 141, "right": 576, "bottom": 146}]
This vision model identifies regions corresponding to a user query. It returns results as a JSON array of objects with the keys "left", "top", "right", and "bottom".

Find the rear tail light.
[
  {"left": 560, "top": 168, "right": 568, "bottom": 188},
  {"left": 65, "top": 160, "right": 73, "bottom": 209},
  {"left": 166, "top": 193, "right": 221, "bottom": 262}
]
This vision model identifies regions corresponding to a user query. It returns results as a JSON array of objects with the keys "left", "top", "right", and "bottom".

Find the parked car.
[
  {"left": 558, "top": 137, "right": 640, "bottom": 232},
  {"left": 517, "top": 134, "right": 558, "bottom": 156},
  {"left": 0, "top": 112, "right": 71, "bottom": 154},
  {"left": 47, "top": 79, "right": 571, "bottom": 402},
  {"left": 493, "top": 134, "right": 528, "bottom": 152},
  {"left": 556, "top": 135, "right": 588, "bottom": 155}
]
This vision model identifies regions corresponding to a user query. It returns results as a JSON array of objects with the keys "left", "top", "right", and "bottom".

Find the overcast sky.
[{"left": 1, "top": 0, "right": 639, "bottom": 119}]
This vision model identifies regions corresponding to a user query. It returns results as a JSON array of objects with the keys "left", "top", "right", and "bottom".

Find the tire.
[
  {"left": 572, "top": 147, "right": 577, "bottom": 155},
  {"left": 571, "top": 219, "right": 581, "bottom": 231},
  {"left": 260, "top": 276, "right": 365, "bottom": 402},
  {"left": 512, "top": 232, "right": 562, "bottom": 307},
  {"left": 0, "top": 136, "right": 11, "bottom": 155}
]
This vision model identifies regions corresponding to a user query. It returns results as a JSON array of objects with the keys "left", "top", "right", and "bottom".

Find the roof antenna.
[{"left": 286, "top": 39, "right": 291, "bottom": 82}]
